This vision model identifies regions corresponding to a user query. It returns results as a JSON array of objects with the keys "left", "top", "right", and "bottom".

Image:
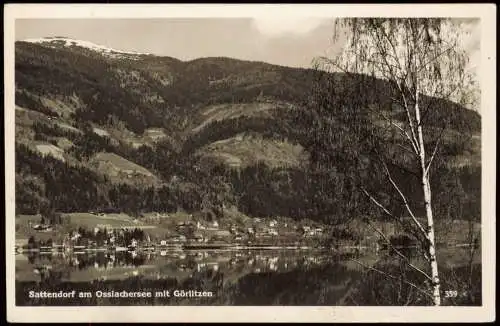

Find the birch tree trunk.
[
  {"left": 415, "top": 90, "right": 441, "bottom": 306},
  {"left": 318, "top": 18, "right": 474, "bottom": 305}
]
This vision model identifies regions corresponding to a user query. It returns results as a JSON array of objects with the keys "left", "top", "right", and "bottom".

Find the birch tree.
[{"left": 312, "top": 18, "right": 476, "bottom": 306}]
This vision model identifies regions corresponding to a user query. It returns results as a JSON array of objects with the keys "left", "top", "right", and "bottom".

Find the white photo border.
[{"left": 4, "top": 3, "right": 496, "bottom": 323}]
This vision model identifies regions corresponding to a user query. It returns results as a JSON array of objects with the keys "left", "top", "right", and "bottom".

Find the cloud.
[{"left": 251, "top": 17, "right": 329, "bottom": 37}]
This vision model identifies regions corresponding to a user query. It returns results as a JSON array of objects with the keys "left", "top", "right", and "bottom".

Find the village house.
[
  {"left": 196, "top": 262, "right": 207, "bottom": 272},
  {"left": 213, "top": 230, "right": 231, "bottom": 237},
  {"left": 229, "top": 224, "right": 242, "bottom": 235},
  {"left": 32, "top": 223, "right": 52, "bottom": 232},
  {"left": 300, "top": 226, "right": 324, "bottom": 237},
  {"left": 173, "top": 235, "right": 187, "bottom": 242},
  {"left": 209, "top": 263, "right": 219, "bottom": 272},
  {"left": 192, "top": 232, "right": 205, "bottom": 242},
  {"left": 204, "top": 220, "right": 220, "bottom": 232},
  {"left": 196, "top": 221, "right": 206, "bottom": 230},
  {"left": 70, "top": 231, "right": 81, "bottom": 241},
  {"left": 129, "top": 238, "right": 138, "bottom": 249},
  {"left": 266, "top": 228, "right": 279, "bottom": 236},
  {"left": 147, "top": 212, "right": 170, "bottom": 222},
  {"left": 177, "top": 221, "right": 194, "bottom": 229},
  {"left": 255, "top": 226, "right": 279, "bottom": 237}
]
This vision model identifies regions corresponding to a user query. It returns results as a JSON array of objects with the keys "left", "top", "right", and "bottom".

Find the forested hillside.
[{"left": 14, "top": 37, "right": 481, "bottom": 226}]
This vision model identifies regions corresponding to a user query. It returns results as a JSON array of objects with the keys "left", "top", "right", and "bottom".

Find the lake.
[{"left": 15, "top": 247, "right": 481, "bottom": 306}]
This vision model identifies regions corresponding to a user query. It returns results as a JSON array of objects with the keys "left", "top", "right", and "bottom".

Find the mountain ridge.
[{"left": 14, "top": 38, "right": 481, "bottom": 226}]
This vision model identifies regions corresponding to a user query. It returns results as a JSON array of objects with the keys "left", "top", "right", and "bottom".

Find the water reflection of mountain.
[
  {"left": 16, "top": 250, "right": 365, "bottom": 283},
  {"left": 15, "top": 249, "right": 481, "bottom": 306},
  {"left": 15, "top": 250, "right": 367, "bottom": 305}
]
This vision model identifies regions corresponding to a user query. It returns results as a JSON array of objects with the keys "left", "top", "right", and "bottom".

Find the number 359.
[{"left": 444, "top": 290, "right": 458, "bottom": 298}]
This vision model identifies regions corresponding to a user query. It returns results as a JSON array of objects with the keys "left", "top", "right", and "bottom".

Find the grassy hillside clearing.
[
  {"left": 39, "top": 94, "right": 84, "bottom": 118},
  {"left": 92, "top": 127, "right": 110, "bottom": 137},
  {"left": 89, "top": 152, "right": 156, "bottom": 179},
  {"left": 35, "top": 144, "right": 65, "bottom": 162},
  {"left": 65, "top": 212, "right": 155, "bottom": 229},
  {"left": 192, "top": 102, "right": 280, "bottom": 133},
  {"left": 15, "top": 106, "right": 52, "bottom": 126},
  {"left": 197, "top": 133, "right": 308, "bottom": 169},
  {"left": 57, "top": 122, "right": 81, "bottom": 134}
]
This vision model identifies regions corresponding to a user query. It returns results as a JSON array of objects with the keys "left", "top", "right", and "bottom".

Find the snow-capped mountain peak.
[{"left": 21, "top": 36, "right": 151, "bottom": 60}]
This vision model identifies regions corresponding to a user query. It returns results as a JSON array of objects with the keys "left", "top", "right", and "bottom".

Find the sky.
[
  {"left": 15, "top": 18, "right": 340, "bottom": 69},
  {"left": 16, "top": 18, "right": 480, "bottom": 70},
  {"left": 15, "top": 18, "right": 481, "bottom": 111}
]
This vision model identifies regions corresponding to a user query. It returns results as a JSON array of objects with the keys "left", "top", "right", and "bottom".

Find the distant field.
[
  {"left": 144, "top": 128, "right": 167, "bottom": 141},
  {"left": 92, "top": 152, "right": 153, "bottom": 176},
  {"left": 15, "top": 107, "right": 49, "bottom": 143},
  {"left": 90, "top": 152, "right": 158, "bottom": 185},
  {"left": 65, "top": 212, "right": 152, "bottom": 229},
  {"left": 39, "top": 94, "right": 82, "bottom": 118},
  {"left": 192, "top": 103, "right": 278, "bottom": 133},
  {"left": 15, "top": 105, "right": 51, "bottom": 124},
  {"left": 92, "top": 127, "right": 110, "bottom": 137},
  {"left": 103, "top": 125, "right": 169, "bottom": 150},
  {"left": 197, "top": 133, "right": 308, "bottom": 168},
  {"left": 56, "top": 122, "right": 82, "bottom": 134},
  {"left": 16, "top": 215, "right": 69, "bottom": 242},
  {"left": 16, "top": 213, "right": 156, "bottom": 235},
  {"left": 35, "top": 144, "right": 66, "bottom": 162}
]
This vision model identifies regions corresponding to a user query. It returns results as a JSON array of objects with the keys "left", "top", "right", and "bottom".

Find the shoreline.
[{"left": 15, "top": 242, "right": 479, "bottom": 254}]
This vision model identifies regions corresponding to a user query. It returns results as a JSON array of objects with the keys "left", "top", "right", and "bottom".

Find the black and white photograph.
[{"left": 4, "top": 3, "right": 496, "bottom": 323}]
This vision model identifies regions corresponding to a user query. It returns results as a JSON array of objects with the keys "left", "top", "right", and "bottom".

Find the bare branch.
[
  {"left": 385, "top": 157, "right": 421, "bottom": 178},
  {"left": 368, "top": 29, "right": 420, "bottom": 153},
  {"left": 417, "top": 43, "right": 456, "bottom": 73},
  {"left": 316, "top": 56, "right": 350, "bottom": 74},
  {"left": 425, "top": 127, "right": 445, "bottom": 175},
  {"left": 397, "top": 143, "right": 417, "bottom": 156},
  {"left": 360, "top": 187, "right": 400, "bottom": 221},
  {"left": 359, "top": 186, "right": 426, "bottom": 241},
  {"left": 405, "top": 286, "right": 415, "bottom": 305},
  {"left": 419, "top": 79, "right": 463, "bottom": 127},
  {"left": 375, "top": 152, "right": 429, "bottom": 239},
  {"left": 377, "top": 110, "right": 419, "bottom": 154},
  {"left": 377, "top": 21, "right": 412, "bottom": 92},
  {"left": 365, "top": 219, "right": 433, "bottom": 282},
  {"left": 348, "top": 258, "right": 434, "bottom": 300}
]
